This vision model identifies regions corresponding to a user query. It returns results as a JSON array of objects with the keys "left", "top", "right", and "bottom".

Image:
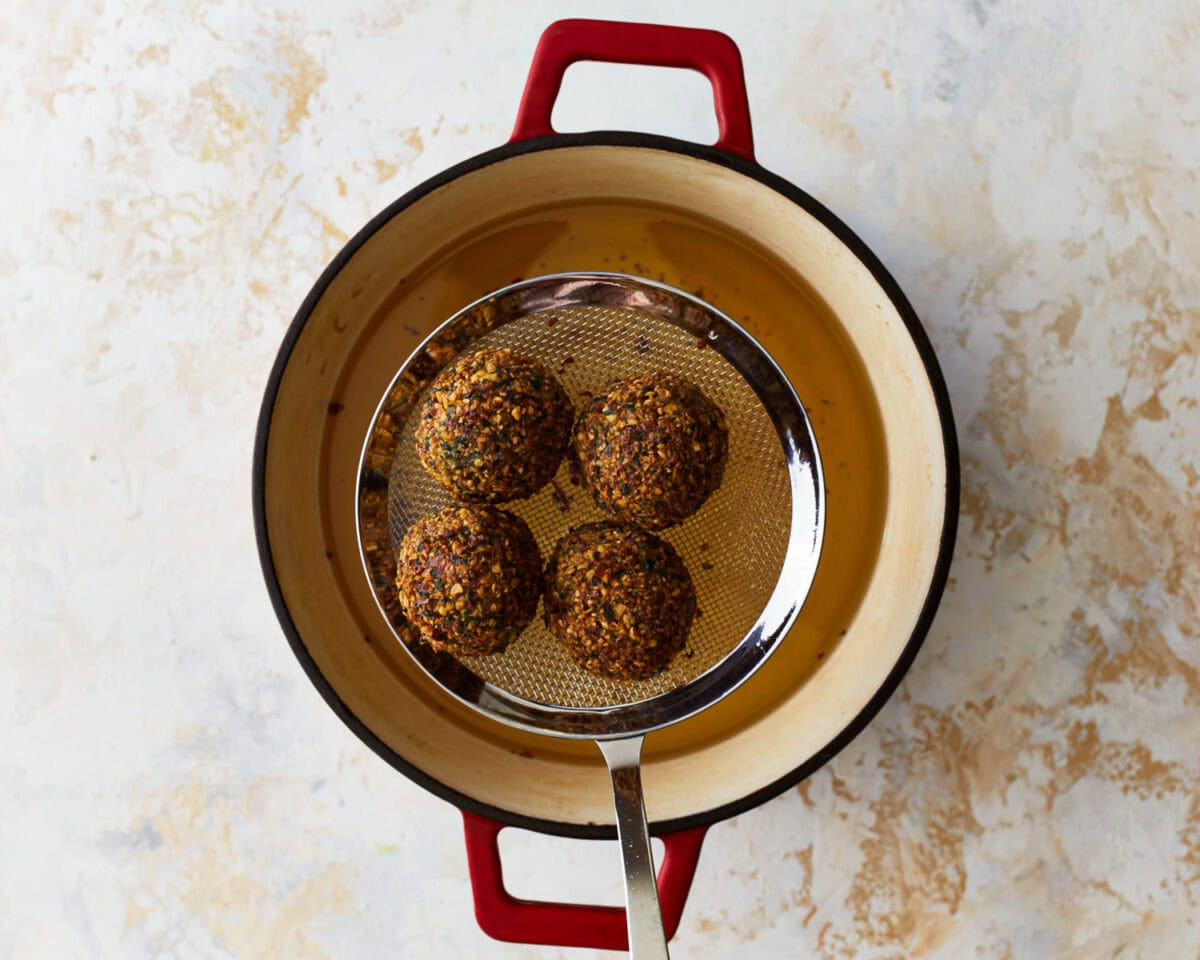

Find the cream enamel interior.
[{"left": 262, "top": 145, "right": 949, "bottom": 828}]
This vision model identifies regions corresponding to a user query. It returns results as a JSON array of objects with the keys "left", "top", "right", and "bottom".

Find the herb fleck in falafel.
[
  {"left": 544, "top": 522, "right": 696, "bottom": 680},
  {"left": 396, "top": 506, "right": 542, "bottom": 656},
  {"left": 573, "top": 373, "right": 728, "bottom": 530},
  {"left": 416, "top": 348, "right": 573, "bottom": 503}
]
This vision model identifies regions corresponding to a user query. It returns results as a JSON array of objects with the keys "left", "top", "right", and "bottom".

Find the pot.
[{"left": 253, "top": 18, "right": 958, "bottom": 952}]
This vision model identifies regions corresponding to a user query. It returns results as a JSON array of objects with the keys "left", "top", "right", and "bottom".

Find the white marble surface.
[{"left": 3, "top": 1, "right": 1199, "bottom": 957}]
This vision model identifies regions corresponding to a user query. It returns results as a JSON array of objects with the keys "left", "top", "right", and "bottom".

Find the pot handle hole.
[
  {"left": 461, "top": 809, "right": 708, "bottom": 950},
  {"left": 510, "top": 18, "right": 755, "bottom": 162}
]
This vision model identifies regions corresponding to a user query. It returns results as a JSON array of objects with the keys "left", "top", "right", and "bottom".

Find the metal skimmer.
[{"left": 357, "top": 273, "right": 823, "bottom": 959}]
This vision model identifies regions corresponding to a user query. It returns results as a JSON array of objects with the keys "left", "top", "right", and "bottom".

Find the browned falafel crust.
[
  {"left": 415, "top": 348, "right": 573, "bottom": 503},
  {"left": 573, "top": 372, "right": 728, "bottom": 530},
  {"left": 396, "top": 506, "right": 542, "bottom": 656},
  {"left": 543, "top": 522, "right": 696, "bottom": 680}
]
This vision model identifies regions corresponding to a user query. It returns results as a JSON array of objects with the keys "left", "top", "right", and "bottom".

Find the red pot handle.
[
  {"left": 462, "top": 809, "right": 708, "bottom": 950},
  {"left": 510, "top": 18, "right": 755, "bottom": 161}
]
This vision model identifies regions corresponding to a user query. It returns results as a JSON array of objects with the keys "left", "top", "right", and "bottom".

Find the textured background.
[{"left": 3, "top": 1, "right": 1199, "bottom": 957}]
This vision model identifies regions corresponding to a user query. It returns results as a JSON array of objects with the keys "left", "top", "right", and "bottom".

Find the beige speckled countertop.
[{"left": 2, "top": 1, "right": 1198, "bottom": 957}]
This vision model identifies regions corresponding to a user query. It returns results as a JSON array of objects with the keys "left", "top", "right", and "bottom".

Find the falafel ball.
[
  {"left": 573, "top": 372, "right": 728, "bottom": 530},
  {"left": 544, "top": 522, "right": 696, "bottom": 680},
  {"left": 396, "top": 505, "right": 542, "bottom": 656},
  {"left": 415, "top": 348, "right": 573, "bottom": 503}
]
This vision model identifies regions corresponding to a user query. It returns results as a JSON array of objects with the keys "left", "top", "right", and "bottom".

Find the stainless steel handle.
[{"left": 598, "top": 735, "right": 670, "bottom": 960}]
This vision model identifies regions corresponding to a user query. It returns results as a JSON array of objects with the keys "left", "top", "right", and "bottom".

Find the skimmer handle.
[
  {"left": 510, "top": 18, "right": 756, "bottom": 161},
  {"left": 599, "top": 735, "right": 670, "bottom": 959}
]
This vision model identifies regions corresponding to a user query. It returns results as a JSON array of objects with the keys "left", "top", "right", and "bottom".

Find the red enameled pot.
[{"left": 254, "top": 18, "right": 957, "bottom": 950}]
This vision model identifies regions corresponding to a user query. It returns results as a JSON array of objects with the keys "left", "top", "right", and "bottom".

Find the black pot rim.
[{"left": 252, "top": 130, "right": 960, "bottom": 841}]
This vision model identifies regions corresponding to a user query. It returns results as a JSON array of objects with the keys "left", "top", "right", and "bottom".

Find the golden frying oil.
[{"left": 357, "top": 198, "right": 888, "bottom": 764}]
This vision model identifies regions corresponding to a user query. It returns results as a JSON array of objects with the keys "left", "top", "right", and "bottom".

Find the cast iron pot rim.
[{"left": 252, "top": 130, "right": 960, "bottom": 841}]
